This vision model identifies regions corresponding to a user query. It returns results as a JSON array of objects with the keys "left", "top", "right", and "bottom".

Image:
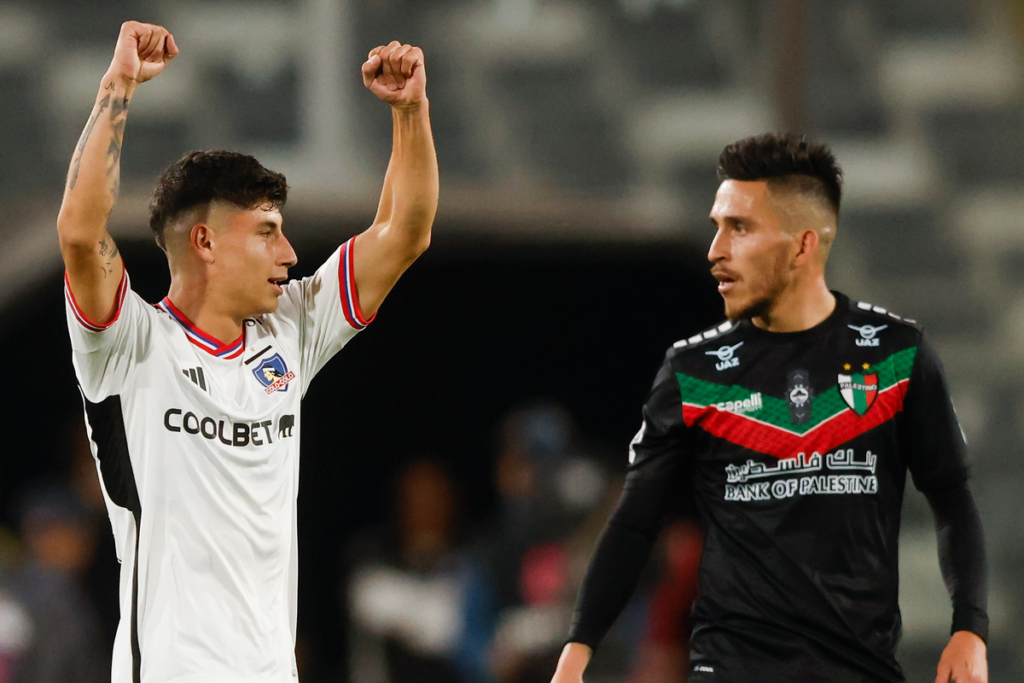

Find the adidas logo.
[{"left": 182, "top": 366, "right": 207, "bottom": 392}]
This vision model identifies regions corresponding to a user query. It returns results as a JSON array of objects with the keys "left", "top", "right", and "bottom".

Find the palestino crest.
[
  {"left": 838, "top": 364, "right": 878, "bottom": 416},
  {"left": 253, "top": 353, "right": 295, "bottom": 395}
]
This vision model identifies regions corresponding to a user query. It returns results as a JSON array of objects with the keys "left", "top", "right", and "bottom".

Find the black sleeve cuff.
[{"left": 952, "top": 606, "right": 989, "bottom": 644}]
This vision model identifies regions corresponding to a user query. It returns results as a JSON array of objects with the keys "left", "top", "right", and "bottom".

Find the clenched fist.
[
  {"left": 107, "top": 21, "right": 178, "bottom": 86},
  {"left": 361, "top": 42, "right": 427, "bottom": 109}
]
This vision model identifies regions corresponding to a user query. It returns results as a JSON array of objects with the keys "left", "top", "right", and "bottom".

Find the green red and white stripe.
[{"left": 678, "top": 347, "right": 916, "bottom": 460}]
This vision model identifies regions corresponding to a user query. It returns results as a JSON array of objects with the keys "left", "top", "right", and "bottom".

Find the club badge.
[
  {"left": 786, "top": 369, "right": 814, "bottom": 425},
  {"left": 252, "top": 353, "right": 295, "bottom": 395},
  {"left": 838, "top": 363, "right": 878, "bottom": 416}
]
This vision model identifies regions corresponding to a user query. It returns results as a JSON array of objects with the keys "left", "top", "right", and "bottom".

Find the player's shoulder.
[
  {"left": 842, "top": 294, "right": 923, "bottom": 345},
  {"left": 664, "top": 319, "right": 743, "bottom": 363}
]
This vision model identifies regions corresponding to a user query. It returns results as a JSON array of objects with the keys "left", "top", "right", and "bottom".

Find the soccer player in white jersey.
[{"left": 57, "top": 21, "right": 437, "bottom": 683}]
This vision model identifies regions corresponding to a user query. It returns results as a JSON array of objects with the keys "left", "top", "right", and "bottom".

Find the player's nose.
[
  {"left": 279, "top": 234, "right": 298, "bottom": 268},
  {"left": 708, "top": 226, "right": 728, "bottom": 263}
]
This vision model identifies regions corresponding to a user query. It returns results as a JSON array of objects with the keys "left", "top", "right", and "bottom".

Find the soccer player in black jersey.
[{"left": 550, "top": 134, "right": 987, "bottom": 683}]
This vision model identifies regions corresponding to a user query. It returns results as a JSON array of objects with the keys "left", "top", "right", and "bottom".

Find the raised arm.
[
  {"left": 57, "top": 21, "right": 177, "bottom": 325},
  {"left": 351, "top": 42, "right": 438, "bottom": 318}
]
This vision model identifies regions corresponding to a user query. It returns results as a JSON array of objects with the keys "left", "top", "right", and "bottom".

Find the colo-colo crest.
[
  {"left": 838, "top": 370, "right": 878, "bottom": 415},
  {"left": 253, "top": 353, "right": 295, "bottom": 394}
]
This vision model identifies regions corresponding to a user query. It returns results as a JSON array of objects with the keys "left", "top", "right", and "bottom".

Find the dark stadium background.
[{"left": 2, "top": 0, "right": 1024, "bottom": 681}]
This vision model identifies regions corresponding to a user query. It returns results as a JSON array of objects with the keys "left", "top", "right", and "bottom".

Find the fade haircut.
[
  {"left": 717, "top": 133, "right": 843, "bottom": 215},
  {"left": 149, "top": 150, "right": 289, "bottom": 249}
]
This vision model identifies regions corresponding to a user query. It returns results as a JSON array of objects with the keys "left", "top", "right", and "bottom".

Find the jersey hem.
[
  {"left": 339, "top": 237, "right": 376, "bottom": 330},
  {"left": 65, "top": 264, "right": 128, "bottom": 331}
]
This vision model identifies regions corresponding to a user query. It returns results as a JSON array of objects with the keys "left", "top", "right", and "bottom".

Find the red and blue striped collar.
[{"left": 156, "top": 297, "right": 245, "bottom": 359}]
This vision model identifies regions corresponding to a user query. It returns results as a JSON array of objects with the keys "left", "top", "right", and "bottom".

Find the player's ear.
[
  {"left": 792, "top": 228, "right": 819, "bottom": 266},
  {"left": 191, "top": 223, "right": 216, "bottom": 264}
]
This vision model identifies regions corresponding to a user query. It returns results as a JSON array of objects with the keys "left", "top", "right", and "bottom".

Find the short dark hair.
[
  {"left": 717, "top": 133, "right": 842, "bottom": 214},
  {"left": 149, "top": 150, "right": 289, "bottom": 249}
]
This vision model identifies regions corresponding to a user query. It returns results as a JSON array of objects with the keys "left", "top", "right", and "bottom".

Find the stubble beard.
[
  {"left": 722, "top": 264, "right": 790, "bottom": 323},
  {"left": 724, "top": 292, "right": 772, "bottom": 322}
]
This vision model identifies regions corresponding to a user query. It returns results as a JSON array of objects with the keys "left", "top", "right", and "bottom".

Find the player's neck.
[
  {"left": 166, "top": 281, "right": 245, "bottom": 345},
  {"left": 750, "top": 277, "right": 835, "bottom": 333}
]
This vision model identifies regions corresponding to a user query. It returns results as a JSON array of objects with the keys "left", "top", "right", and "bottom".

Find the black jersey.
[{"left": 569, "top": 292, "right": 987, "bottom": 683}]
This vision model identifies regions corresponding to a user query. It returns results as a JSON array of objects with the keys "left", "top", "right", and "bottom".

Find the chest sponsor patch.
[
  {"left": 253, "top": 352, "right": 295, "bottom": 394},
  {"left": 723, "top": 449, "right": 879, "bottom": 501}
]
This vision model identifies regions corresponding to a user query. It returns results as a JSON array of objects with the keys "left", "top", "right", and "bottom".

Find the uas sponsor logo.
[
  {"left": 706, "top": 342, "right": 743, "bottom": 371},
  {"left": 848, "top": 323, "right": 887, "bottom": 347},
  {"left": 839, "top": 363, "right": 878, "bottom": 415},
  {"left": 253, "top": 353, "right": 295, "bottom": 394}
]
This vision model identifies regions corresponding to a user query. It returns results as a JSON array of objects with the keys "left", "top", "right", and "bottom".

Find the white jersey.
[{"left": 65, "top": 238, "right": 372, "bottom": 683}]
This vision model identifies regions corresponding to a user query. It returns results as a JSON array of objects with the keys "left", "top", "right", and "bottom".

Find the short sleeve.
[
  {"left": 899, "top": 333, "right": 971, "bottom": 492},
  {"left": 65, "top": 267, "right": 153, "bottom": 401},
  {"left": 625, "top": 352, "right": 694, "bottom": 491},
  {"left": 274, "top": 237, "right": 374, "bottom": 395}
]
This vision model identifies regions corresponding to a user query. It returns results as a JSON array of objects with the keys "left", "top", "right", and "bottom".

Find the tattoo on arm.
[
  {"left": 67, "top": 80, "right": 130, "bottom": 196},
  {"left": 98, "top": 235, "right": 120, "bottom": 278},
  {"left": 106, "top": 95, "right": 130, "bottom": 200},
  {"left": 68, "top": 93, "right": 112, "bottom": 190}
]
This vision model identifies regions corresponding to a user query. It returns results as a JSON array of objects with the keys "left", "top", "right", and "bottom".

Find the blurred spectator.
[
  {"left": 481, "top": 403, "right": 615, "bottom": 683},
  {"left": 65, "top": 417, "right": 121, "bottom": 654},
  {"left": 0, "top": 527, "right": 29, "bottom": 683},
  {"left": 0, "top": 585, "right": 32, "bottom": 683},
  {"left": 627, "top": 520, "right": 702, "bottom": 683},
  {"left": 3, "top": 484, "right": 106, "bottom": 683},
  {"left": 347, "top": 458, "right": 495, "bottom": 683},
  {"left": 484, "top": 403, "right": 607, "bottom": 608}
]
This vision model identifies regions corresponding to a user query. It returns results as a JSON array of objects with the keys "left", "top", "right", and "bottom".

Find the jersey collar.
[
  {"left": 739, "top": 291, "right": 848, "bottom": 344},
  {"left": 157, "top": 297, "right": 245, "bottom": 359}
]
